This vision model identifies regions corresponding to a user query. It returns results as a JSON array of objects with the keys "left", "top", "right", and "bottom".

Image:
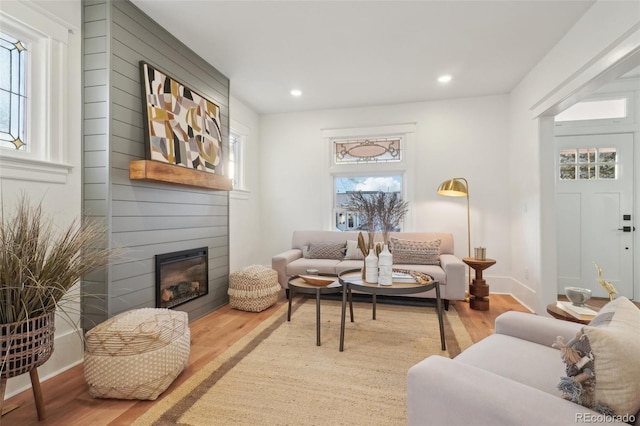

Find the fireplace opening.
[{"left": 155, "top": 247, "right": 208, "bottom": 309}]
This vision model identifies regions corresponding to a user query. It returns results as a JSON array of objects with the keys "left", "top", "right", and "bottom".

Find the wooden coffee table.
[{"left": 287, "top": 275, "right": 353, "bottom": 346}]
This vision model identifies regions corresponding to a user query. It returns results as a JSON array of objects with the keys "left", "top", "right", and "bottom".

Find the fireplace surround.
[{"left": 155, "top": 247, "right": 209, "bottom": 309}]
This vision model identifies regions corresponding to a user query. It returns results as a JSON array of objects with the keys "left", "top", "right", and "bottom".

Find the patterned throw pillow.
[
  {"left": 305, "top": 242, "right": 346, "bottom": 260},
  {"left": 389, "top": 237, "right": 441, "bottom": 265},
  {"left": 344, "top": 240, "right": 365, "bottom": 260},
  {"left": 554, "top": 297, "right": 640, "bottom": 418}
]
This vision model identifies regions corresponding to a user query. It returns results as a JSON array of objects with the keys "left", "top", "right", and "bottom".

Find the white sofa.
[
  {"left": 407, "top": 297, "right": 640, "bottom": 425},
  {"left": 271, "top": 230, "right": 466, "bottom": 308}
]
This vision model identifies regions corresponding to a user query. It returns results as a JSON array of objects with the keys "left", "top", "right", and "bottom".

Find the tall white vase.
[
  {"left": 365, "top": 249, "right": 378, "bottom": 283},
  {"left": 378, "top": 244, "right": 393, "bottom": 286}
]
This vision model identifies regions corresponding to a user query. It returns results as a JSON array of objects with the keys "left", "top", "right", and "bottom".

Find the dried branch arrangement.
[{"left": 346, "top": 191, "right": 409, "bottom": 249}]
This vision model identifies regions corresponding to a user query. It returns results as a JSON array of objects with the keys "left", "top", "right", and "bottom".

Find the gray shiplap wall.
[{"left": 82, "top": 0, "right": 230, "bottom": 328}]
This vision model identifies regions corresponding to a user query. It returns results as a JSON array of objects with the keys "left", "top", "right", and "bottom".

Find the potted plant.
[{"left": 0, "top": 195, "right": 112, "bottom": 419}]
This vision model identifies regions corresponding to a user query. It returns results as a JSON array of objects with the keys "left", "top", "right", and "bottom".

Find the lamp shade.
[{"left": 437, "top": 179, "right": 468, "bottom": 197}]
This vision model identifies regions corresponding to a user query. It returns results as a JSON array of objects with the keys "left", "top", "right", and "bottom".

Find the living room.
[{"left": 1, "top": 0, "right": 639, "bottom": 423}]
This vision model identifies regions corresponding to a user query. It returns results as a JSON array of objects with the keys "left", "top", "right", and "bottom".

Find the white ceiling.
[{"left": 131, "top": 0, "right": 595, "bottom": 115}]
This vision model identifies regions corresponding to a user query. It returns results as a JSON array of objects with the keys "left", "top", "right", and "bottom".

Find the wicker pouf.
[
  {"left": 83, "top": 308, "right": 190, "bottom": 400},
  {"left": 228, "top": 265, "right": 281, "bottom": 312}
]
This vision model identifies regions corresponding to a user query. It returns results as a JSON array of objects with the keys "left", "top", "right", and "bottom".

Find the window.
[
  {"left": 334, "top": 137, "right": 401, "bottom": 164},
  {"left": 0, "top": 2, "right": 72, "bottom": 182},
  {"left": 228, "top": 133, "right": 241, "bottom": 188},
  {"left": 334, "top": 175, "right": 402, "bottom": 231},
  {"left": 323, "top": 123, "right": 415, "bottom": 231},
  {"left": 555, "top": 98, "right": 627, "bottom": 122},
  {"left": 228, "top": 125, "right": 248, "bottom": 196},
  {"left": 559, "top": 147, "right": 617, "bottom": 180},
  {"left": 0, "top": 32, "right": 27, "bottom": 151}
]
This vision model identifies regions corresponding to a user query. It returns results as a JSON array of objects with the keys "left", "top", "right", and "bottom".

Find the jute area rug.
[{"left": 133, "top": 298, "right": 473, "bottom": 426}]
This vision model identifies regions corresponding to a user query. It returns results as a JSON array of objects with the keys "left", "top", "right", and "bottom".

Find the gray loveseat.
[
  {"left": 407, "top": 297, "right": 640, "bottom": 425},
  {"left": 271, "top": 230, "right": 466, "bottom": 307}
]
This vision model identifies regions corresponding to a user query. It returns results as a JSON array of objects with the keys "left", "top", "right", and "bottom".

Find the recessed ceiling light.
[
  {"left": 438, "top": 75, "right": 452, "bottom": 83},
  {"left": 290, "top": 89, "right": 302, "bottom": 97}
]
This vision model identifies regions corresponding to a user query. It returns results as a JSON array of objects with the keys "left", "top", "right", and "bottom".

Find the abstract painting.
[{"left": 140, "top": 61, "right": 222, "bottom": 173}]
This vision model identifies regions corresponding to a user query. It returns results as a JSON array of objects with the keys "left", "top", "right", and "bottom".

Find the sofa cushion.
[
  {"left": 304, "top": 242, "right": 345, "bottom": 260},
  {"left": 344, "top": 240, "right": 365, "bottom": 260},
  {"left": 456, "top": 333, "right": 566, "bottom": 396},
  {"left": 336, "top": 260, "right": 364, "bottom": 275},
  {"left": 555, "top": 297, "right": 640, "bottom": 417},
  {"left": 286, "top": 258, "right": 341, "bottom": 279},
  {"left": 389, "top": 237, "right": 440, "bottom": 265}
]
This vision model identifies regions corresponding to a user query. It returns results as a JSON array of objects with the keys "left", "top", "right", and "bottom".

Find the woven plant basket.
[
  {"left": 228, "top": 265, "right": 281, "bottom": 312},
  {"left": 1, "top": 311, "right": 55, "bottom": 379}
]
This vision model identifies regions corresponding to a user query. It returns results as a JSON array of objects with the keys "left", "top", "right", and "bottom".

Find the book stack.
[
  {"left": 392, "top": 271, "right": 417, "bottom": 283},
  {"left": 555, "top": 301, "right": 598, "bottom": 321}
]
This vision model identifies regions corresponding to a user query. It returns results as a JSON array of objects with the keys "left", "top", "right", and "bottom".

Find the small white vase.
[
  {"left": 365, "top": 249, "right": 378, "bottom": 283},
  {"left": 378, "top": 244, "right": 393, "bottom": 286}
]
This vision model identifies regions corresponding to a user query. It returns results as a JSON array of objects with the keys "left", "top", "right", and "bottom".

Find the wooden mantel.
[{"left": 129, "top": 160, "right": 232, "bottom": 191}]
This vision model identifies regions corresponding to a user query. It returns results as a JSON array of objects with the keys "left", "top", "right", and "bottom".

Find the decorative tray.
[
  {"left": 392, "top": 269, "right": 434, "bottom": 284},
  {"left": 299, "top": 275, "right": 337, "bottom": 286}
]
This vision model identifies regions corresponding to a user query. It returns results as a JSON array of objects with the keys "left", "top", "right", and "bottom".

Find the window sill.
[
  {"left": 0, "top": 154, "right": 73, "bottom": 183},
  {"left": 230, "top": 189, "right": 251, "bottom": 200}
]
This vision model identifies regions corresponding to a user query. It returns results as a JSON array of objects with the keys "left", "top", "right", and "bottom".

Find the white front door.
[{"left": 555, "top": 133, "right": 634, "bottom": 299}]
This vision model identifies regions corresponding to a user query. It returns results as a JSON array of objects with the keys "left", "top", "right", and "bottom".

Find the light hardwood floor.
[{"left": 1, "top": 294, "right": 538, "bottom": 425}]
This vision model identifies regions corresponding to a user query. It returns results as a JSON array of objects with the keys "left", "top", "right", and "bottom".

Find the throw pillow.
[
  {"left": 389, "top": 237, "right": 441, "bottom": 265},
  {"left": 553, "top": 297, "right": 640, "bottom": 417},
  {"left": 344, "top": 240, "right": 365, "bottom": 260},
  {"left": 304, "top": 242, "right": 346, "bottom": 260}
]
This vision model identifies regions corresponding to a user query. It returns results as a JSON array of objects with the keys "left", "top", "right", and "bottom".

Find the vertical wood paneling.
[
  {"left": 82, "top": 0, "right": 230, "bottom": 328},
  {"left": 82, "top": 0, "right": 109, "bottom": 329}
]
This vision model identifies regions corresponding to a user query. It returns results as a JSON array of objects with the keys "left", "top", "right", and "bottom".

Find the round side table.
[
  {"left": 546, "top": 303, "right": 596, "bottom": 325},
  {"left": 462, "top": 258, "right": 496, "bottom": 311},
  {"left": 287, "top": 275, "right": 352, "bottom": 346}
]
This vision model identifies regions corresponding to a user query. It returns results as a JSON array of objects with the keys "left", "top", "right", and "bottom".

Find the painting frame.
[{"left": 140, "top": 61, "right": 222, "bottom": 174}]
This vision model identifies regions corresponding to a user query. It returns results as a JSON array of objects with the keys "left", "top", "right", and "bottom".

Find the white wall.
[
  {"left": 229, "top": 96, "right": 262, "bottom": 272},
  {"left": 0, "top": 0, "right": 83, "bottom": 398},
  {"left": 508, "top": 0, "right": 640, "bottom": 312},
  {"left": 258, "top": 95, "right": 511, "bottom": 280}
]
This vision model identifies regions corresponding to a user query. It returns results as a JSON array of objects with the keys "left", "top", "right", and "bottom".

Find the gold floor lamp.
[{"left": 437, "top": 178, "right": 471, "bottom": 292}]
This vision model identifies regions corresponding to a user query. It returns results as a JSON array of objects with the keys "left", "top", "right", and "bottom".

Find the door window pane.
[
  {"left": 559, "top": 149, "right": 576, "bottom": 164},
  {"left": 578, "top": 148, "right": 596, "bottom": 164},
  {"left": 579, "top": 164, "right": 596, "bottom": 180},
  {"left": 558, "top": 147, "right": 617, "bottom": 181},
  {"left": 560, "top": 165, "right": 576, "bottom": 180},
  {"left": 599, "top": 148, "right": 616, "bottom": 163},
  {"left": 599, "top": 165, "right": 616, "bottom": 180}
]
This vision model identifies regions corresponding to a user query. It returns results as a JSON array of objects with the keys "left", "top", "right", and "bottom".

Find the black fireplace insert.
[{"left": 155, "top": 247, "right": 208, "bottom": 309}]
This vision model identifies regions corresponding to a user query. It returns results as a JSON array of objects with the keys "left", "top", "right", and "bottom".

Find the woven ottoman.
[
  {"left": 83, "top": 308, "right": 190, "bottom": 400},
  {"left": 228, "top": 265, "right": 281, "bottom": 312}
]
